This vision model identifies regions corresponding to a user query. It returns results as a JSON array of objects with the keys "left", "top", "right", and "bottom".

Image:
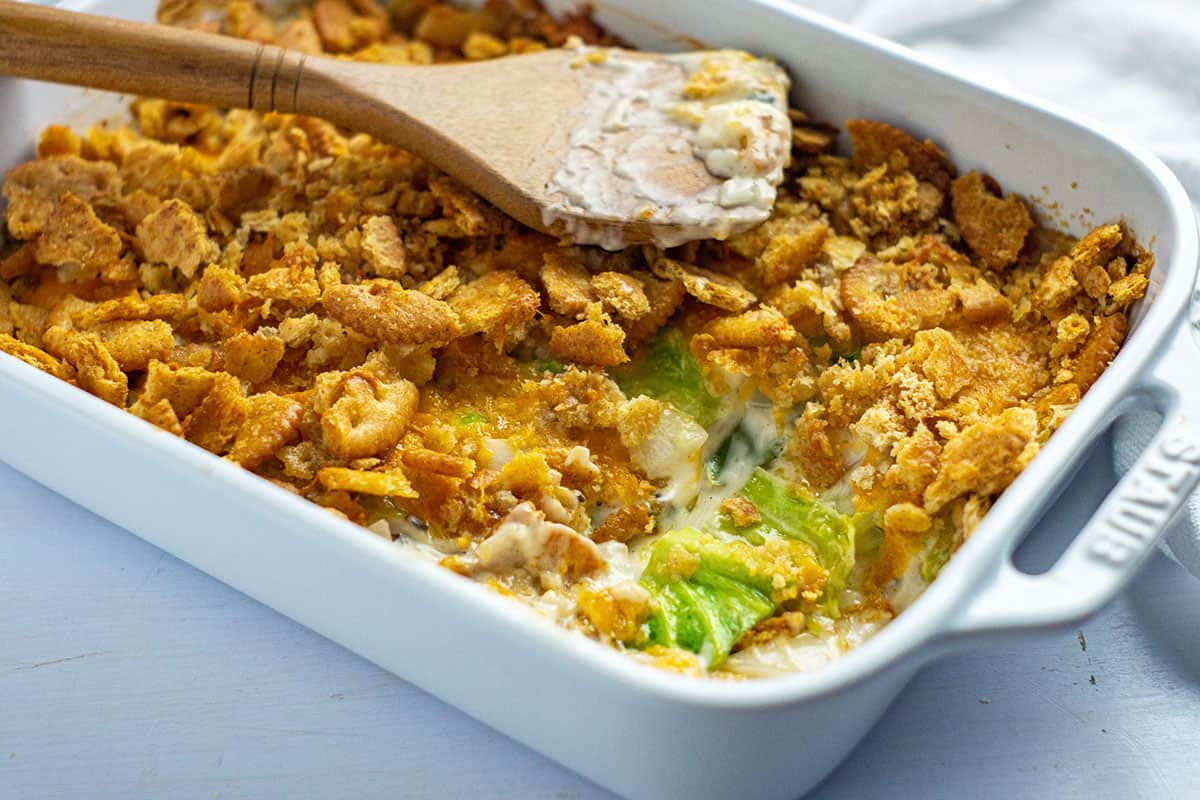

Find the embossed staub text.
[{"left": 1088, "top": 429, "right": 1200, "bottom": 567}]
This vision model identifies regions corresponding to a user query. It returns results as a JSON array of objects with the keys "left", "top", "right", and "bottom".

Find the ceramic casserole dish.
[{"left": 1, "top": 0, "right": 1198, "bottom": 798}]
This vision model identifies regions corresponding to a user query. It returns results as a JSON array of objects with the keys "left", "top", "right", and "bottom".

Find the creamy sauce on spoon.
[{"left": 543, "top": 47, "right": 793, "bottom": 250}]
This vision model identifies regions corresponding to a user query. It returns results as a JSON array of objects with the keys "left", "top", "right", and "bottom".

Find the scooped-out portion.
[{"left": 0, "top": 0, "right": 1150, "bottom": 678}]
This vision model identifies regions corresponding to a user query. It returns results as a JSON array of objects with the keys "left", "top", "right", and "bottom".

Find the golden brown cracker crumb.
[
  {"left": 58, "top": 332, "right": 128, "bottom": 407},
  {"left": 310, "top": 370, "right": 418, "bottom": 459},
  {"left": 950, "top": 172, "right": 1032, "bottom": 271},
  {"left": 541, "top": 250, "right": 596, "bottom": 317},
  {"left": 654, "top": 257, "right": 756, "bottom": 312},
  {"left": 35, "top": 193, "right": 122, "bottom": 278},
  {"left": 591, "top": 271, "right": 650, "bottom": 321},
  {"left": 0, "top": 333, "right": 74, "bottom": 381},
  {"left": 90, "top": 319, "right": 175, "bottom": 372},
  {"left": 758, "top": 223, "right": 829, "bottom": 286},
  {"left": 359, "top": 215, "right": 408, "bottom": 279},
  {"left": 846, "top": 118, "right": 954, "bottom": 193},
  {"left": 221, "top": 330, "right": 286, "bottom": 385},
  {"left": 925, "top": 407, "right": 1038, "bottom": 512},
  {"left": 131, "top": 396, "right": 185, "bottom": 437},
  {"left": 317, "top": 466, "right": 417, "bottom": 498},
  {"left": 228, "top": 392, "right": 304, "bottom": 468},
  {"left": 592, "top": 503, "right": 654, "bottom": 544},
  {"left": 721, "top": 497, "right": 762, "bottom": 527},
  {"left": 322, "top": 280, "right": 461, "bottom": 345},
  {"left": 136, "top": 198, "right": 218, "bottom": 278},
  {"left": 550, "top": 303, "right": 629, "bottom": 367},
  {"left": 449, "top": 270, "right": 540, "bottom": 350},
  {"left": 3, "top": 155, "right": 120, "bottom": 239},
  {"left": 1072, "top": 313, "right": 1126, "bottom": 392}
]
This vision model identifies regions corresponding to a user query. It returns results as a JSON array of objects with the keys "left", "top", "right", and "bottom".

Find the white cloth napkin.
[{"left": 802, "top": 0, "right": 1200, "bottom": 575}]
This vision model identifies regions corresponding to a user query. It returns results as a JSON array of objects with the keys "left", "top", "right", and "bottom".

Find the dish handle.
[{"left": 944, "top": 303, "right": 1200, "bottom": 638}]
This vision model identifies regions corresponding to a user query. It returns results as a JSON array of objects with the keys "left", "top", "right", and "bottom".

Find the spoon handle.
[{"left": 0, "top": 1, "right": 309, "bottom": 114}]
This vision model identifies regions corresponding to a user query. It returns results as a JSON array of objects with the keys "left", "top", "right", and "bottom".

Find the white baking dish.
[{"left": 2, "top": 1, "right": 1198, "bottom": 798}]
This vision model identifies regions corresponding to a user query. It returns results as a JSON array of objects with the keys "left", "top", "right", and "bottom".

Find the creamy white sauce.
[
  {"left": 721, "top": 609, "right": 891, "bottom": 677},
  {"left": 543, "top": 47, "right": 792, "bottom": 250},
  {"left": 658, "top": 396, "right": 780, "bottom": 533}
]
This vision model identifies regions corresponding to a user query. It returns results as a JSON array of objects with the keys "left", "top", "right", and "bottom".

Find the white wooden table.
[{"left": 2, "top": 431, "right": 1199, "bottom": 799}]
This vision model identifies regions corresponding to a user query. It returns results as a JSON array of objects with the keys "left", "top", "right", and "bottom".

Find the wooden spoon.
[{"left": 0, "top": 2, "right": 791, "bottom": 249}]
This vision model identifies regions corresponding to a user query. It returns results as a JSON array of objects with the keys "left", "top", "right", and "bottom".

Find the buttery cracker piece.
[
  {"left": 414, "top": 6, "right": 477, "bottom": 51},
  {"left": 1033, "top": 224, "right": 1125, "bottom": 316},
  {"left": 592, "top": 503, "right": 654, "bottom": 544},
  {"left": 845, "top": 119, "right": 955, "bottom": 193},
  {"left": 37, "top": 125, "right": 82, "bottom": 158},
  {"left": 221, "top": 330, "right": 286, "bottom": 385},
  {"left": 196, "top": 265, "right": 248, "bottom": 312},
  {"left": 246, "top": 242, "right": 322, "bottom": 311},
  {"left": 911, "top": 328, "right": 971, "bottom": 400},
  {"left": 841, "top": 255, "right": 955, "bottom": 341},
  {"left": 139, "top": 360, "right": 221, "bottom": 420},
  {"left": 225, "top": 0, "right": 275, "bottom": 42},
  {"left": 90, "top": 319, "right": 175, "bottom": 372},
  {"left": 1031, "top": 255, "right": 1080, "bottom": 315},
  {"left": 882, "top": 501, "right": 931, "bottom": 534},
  {"left": 116, "top": 189, "right": 163, "bottom": 229},
  {"left": 278, "top": 313, "right": 320, "bottom": 348},
  {"left": 401, "top": 448, "right": 475, "bottom": 479},
  {"left": 541, "top": 251, "right": 595, "bottom": 317},
  {"left": 924, "top": 407, "right": 1038, "bottom": 512},
  {"left": 419, "top": 265, "right": 462, "bottom": 300},
  {"left": 316, "top": 466, "right": 418, "bottom": 498},
  {"left": 74, "top": 293, "right": 187, "bottom": 327},
  {"left": 592, "top": 272, "right": 650, "bottom": 321},
  {"left": 0, "top": 241, "right": 40, "bottom": 281},
  {"left": 35, "top": 192, "right": 122, "bottom": 277},
  {"left": 0, "top": 334, "right": 74, "bottom": 381},
  {"left": 449, "top": 270, "right": 540, "bottom": 349},
  {"left": 653, "top": 258, "right": 755, "bottom": 312},
  {"left": 360, "top": 215, "right": 407, "bottom": 278},
  {"left": 322, "top": 280, "right": 461, "bottom": 346},
  {"left": 720, "top": 497, "right": 762, "bottom": 528},
  {"left": 578, "top": 583, "right": 652, "bottom": 641},
  {"left": 549, "top": 302, "right": 628, "bottom": 367},
  {"left": 59, "top": 332, "right": 128, "bottom": 407},
  {"left": 757, "top": 223, "right": 829, "bottom": 286},
  {"left": 1107, "top": 272, "right": 1148, "bottom": 308},
  {"left": 701, "top": 306, "right": 796, "bottom": 349},
  {"left": 227, "top": 392, "right": 305, "bottom": 468},
  {"left": 208, "top": 166, "right": 277, "bottom": 217},
  {"left": 621, "top": 273, "right": 687, "bottom": 349},
  {"left": 430, "top": 176, "right": 495, "bottom": 236},
  {"left": 181, "top": 372, "right": 248, "bottom": 454},
  {"left": 3, "top": 155, "right": 120, "bottom": 238},
  {"left": 310, "top": 370, "right": 418, "bottom": 459},
  {"left": 137, "top": 199, "right": 219, "bottom": 278},
  {"left": 1072, "top": 313, "right": 1127, "bottom": 393},
  {"left": 130, "top": 396, "right": 184, "bottom": 437},
  {"left": 463, "top": 31, "right": 508, "bottom": 60},
  {"left": 275, "top": 14, "right": 324, "bottom": 54},
  {"left": 950, "top": 172, "right": 1033, "bottom": 271},
  {"left": 887, "top": 423, "right": 941, "bottom": 498},
  {"left": 313, "top": 0, "right": 388, "bottom": 53},
  {"left": 783, "top": 407, "right": 843, "bottom": 490},
  {"left": 954, "top": 276, "right": 1011, "bottom": 323}
]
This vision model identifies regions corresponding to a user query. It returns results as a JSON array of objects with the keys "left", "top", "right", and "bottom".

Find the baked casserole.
[{"left": 0, "top": 0, "right": 1150, "bottom": 677}]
